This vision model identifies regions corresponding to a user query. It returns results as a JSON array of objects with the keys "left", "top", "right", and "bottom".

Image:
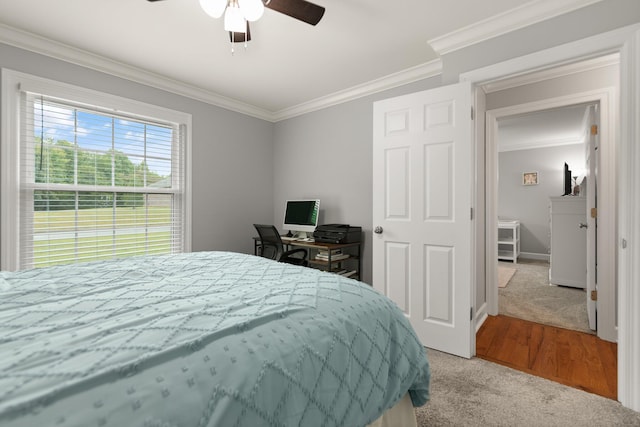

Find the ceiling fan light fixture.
[
  {"left": 224, "top": 2, "right": 247, "bottom": 33},
  {"left": 199, "top": 0, "right": 227, "bottom": 18},
  {"left": 238, "top": 0, "right": 264, "bottom": 22}
]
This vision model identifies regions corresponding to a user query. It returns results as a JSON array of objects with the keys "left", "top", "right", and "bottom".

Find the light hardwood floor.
[{"left": 476, "top": 314, "right": 617, "bottom": 400}]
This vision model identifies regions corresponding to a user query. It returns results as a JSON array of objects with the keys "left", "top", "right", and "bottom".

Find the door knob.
[
  {"left": 374, "top": 226, "right": 383, "bottom": 234},
  {"left": 579, "top": 223, "right": 588, "bottom": 229}
]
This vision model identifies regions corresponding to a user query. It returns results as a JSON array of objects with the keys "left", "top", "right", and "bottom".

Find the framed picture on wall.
[{"left": 522, "top": 171, "right": 538, "bottom": 185}]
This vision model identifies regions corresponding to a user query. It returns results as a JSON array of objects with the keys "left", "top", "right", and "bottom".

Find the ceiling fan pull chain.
[{"left": 231, "top": 31, "right": 235, "bottom": 55}]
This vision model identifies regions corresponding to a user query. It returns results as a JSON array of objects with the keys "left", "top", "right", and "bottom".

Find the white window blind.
[{"left": 2, "top": 71, "right": 190, "bottom": 270}]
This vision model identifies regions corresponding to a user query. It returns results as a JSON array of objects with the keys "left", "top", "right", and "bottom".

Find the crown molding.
[
  {"left": 0, "top": 23, "right": 274, "bottom": 121},
  {"left": 272, "top": 60, "right": 443, "bottom": 121},
  {"left": 428, "top": 0, "right": 604, "bottom": 56},
  {"left": 498, "top": 136, "right": 584, "bottom": 153},
  {"left": 0, "top": 23, "right": 442, "bottom": 123},
  {"left": 0, "top": 24, "right": 272, "bottom": 120}
]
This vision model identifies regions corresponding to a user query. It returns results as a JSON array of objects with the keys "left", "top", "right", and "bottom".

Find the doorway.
[
  {"left": 460, "top": 24, "right": 640, "bottom": 410},
  {"left": 495, "top": 103, "right": 598, "bottom": 334},
  {"left": 482, "top": 54, "right": 619, "bottom": 342},
  {"left": 476, "top": 54, "right": 619, "bottom": 396}
]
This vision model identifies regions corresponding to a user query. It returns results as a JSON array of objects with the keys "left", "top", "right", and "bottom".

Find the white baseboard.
[
  {"left": 475, "top": 301, "right": 489, "bottom": 333},
  {"left": 519, "top": 252, "right": 550, "bottom": 262},
  {"left": 475, "top": 311, "right": 488, "bottom": 333}
]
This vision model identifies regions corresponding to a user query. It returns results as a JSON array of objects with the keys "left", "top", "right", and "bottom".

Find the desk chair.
[{"left": 253, "top": 224, "right": 309, "bottom": 267}]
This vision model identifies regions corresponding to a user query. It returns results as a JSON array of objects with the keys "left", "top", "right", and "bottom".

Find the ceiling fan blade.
[
  {"left": 265, "top": 0, "right": 325, "bottom": 26},
  {"left": 229, "top": 22, "right": 252, "bottom": 43}
]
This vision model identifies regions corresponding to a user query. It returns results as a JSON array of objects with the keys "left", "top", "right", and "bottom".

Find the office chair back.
[
  {"left": 254, "top": 224, "right": 283, "bottom": 260},
  {"left": 253, "top": 224, "right": 308, "bottom": 266}
]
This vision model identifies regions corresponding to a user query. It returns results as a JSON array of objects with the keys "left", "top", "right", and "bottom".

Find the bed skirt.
[{"left": 368, "top": 393, "right": 418, "bottom": 427}]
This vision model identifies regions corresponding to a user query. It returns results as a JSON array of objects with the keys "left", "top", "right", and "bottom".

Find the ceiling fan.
[{"left": 147, "top": 0, "right": 325, "bottom": 46}]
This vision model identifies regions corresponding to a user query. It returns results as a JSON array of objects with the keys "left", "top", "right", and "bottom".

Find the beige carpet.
[
  {"left": 497, "top": 266, "right": 516, "bottom": 288},
  {"left": 414, "top": 349, "right": 640, "bottom": 426},
  {"left": 498, "top": 259, "right": 592, "bottom": 333}
]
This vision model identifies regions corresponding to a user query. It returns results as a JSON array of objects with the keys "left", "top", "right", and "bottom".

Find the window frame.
[{"left": 1, "top": 69, "right": 192, "bottom": 271}]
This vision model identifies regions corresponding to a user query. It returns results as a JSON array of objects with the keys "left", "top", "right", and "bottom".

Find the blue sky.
[{"left": 33, "top": 100, "right": 173, "bottom": 178}]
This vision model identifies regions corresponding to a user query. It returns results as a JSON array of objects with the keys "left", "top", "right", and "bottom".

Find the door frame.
[
  {"left": 484, "top": 87, "right": 616, "bottom": 342},
  {"left": 460, "top": 23, "right": 640, "bottom": 411}
]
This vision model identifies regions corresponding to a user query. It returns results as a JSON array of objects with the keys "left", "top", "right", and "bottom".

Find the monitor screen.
[
  {"left": 563, "top": 162, "right": 572, "bottom": 196},
  {"left": 283, "top": 199, "right": 320, "bottom": 235}
]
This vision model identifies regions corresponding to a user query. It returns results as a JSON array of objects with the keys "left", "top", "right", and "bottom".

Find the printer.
[{"left": 313, "top": 224, "right": 362, "bottom": 244}]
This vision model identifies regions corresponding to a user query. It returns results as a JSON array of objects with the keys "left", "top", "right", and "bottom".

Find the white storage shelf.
[{"left": 498, "top": 220, "right": 520, "bottom": 263}]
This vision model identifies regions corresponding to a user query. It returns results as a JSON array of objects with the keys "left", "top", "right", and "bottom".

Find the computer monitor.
[
  {"left": 563, "top": 162, "right": 572, "bottom": 196},
  {"left": 283, "top": 199, "right": 320, "bottom": 238}
]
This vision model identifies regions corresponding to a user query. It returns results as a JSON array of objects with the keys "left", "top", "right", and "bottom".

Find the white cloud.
[
  {"left": 124, "top": 130, "right": 145, "bottom": 141},
  {"left": 76, "top": 127, "right": 90, "bottom": 137}
]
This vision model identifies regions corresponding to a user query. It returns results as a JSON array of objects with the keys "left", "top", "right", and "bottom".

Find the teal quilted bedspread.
[{"left": 0, "top": 251, "right": 430, "bottom": 426}]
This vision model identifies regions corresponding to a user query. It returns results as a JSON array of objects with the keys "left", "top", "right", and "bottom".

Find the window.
[{"left": 1, "top": 71, "right": 192, "bottom": 270}]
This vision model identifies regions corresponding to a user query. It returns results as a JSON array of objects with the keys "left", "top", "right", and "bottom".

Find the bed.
[{"left": 0, "top": 251, "right": 429, "bottom": 426}]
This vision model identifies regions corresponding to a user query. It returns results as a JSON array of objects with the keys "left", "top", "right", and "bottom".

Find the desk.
[{"left": 253, "top": 238, "right": 362, "bottom": 280}]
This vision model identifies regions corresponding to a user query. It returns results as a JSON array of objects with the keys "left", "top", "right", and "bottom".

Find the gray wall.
[
  {"left": 1, "top": 0, "right": 637, "bottom": 286},
  {"left": 488, "top": 63, "right": 618, "bottom": 257},
  {"left": 498, "top": 144, "right": 584, "bottom": 256},
  {"left": 486, "top": 65, "right": 620, "bottom": 111},
  {"left": 273, "top": 0, "right": 638, "bottom": 286},
  {"left": 273, "top": 78, "right": 440, "bottom": 285},
  {"left": 441, "top": 0, "right": 640, "bottom": 84},
  {"left": 0, "top": 43, "right": 274, "bottom": 258}
]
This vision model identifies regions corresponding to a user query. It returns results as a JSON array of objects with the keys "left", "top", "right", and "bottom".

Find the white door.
[
  {"left": 372, "top": 82, "right": 474, "bottom": 358},
  {"left": 586, "top": 104, "right": 598, "bottom": 330}
]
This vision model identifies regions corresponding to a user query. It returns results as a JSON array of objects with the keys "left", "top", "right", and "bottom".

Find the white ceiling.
[
  {"left": 0, "top": 0, "right": 602, "bottom": 120},
  {"left": 497, "top": 104, "right": 593, "bottom": 152}
]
